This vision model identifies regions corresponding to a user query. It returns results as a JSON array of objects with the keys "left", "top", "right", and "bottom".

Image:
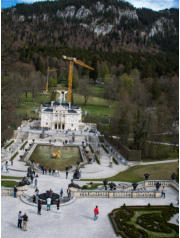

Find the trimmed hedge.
[
  {"left": 4, "top": 140, "right": 14, "bottom": 149},
  {"left": 102, "top": 144, "right": 109, "bottom": 154},
  {"left": 10, "top": 152, "right": 19, "bottom": 161},
  {"left": 89, "top": 144, "right": 94, "bottom": 153},
  {"left": 82, "top": 183, "right": 103, "bottom": 190},
  {"left": 20, "top": 141, "right": 28, "bottom": 150},
  {"left": 113, "top": 157, "right": 118, "bottom": 165},
  {"left": 95, "top": 154, "right": 100, "bottom": 164},
  {"left": 109, "top": 205, "right": 179, "bottom": 238}
]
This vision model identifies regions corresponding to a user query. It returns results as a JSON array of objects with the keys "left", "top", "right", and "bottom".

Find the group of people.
[
  {"left": 18, "top": 211, "right": 28, "bottom": 231},
  {"left": 41, "top": 167, "right": 60, "bottom": 176}
]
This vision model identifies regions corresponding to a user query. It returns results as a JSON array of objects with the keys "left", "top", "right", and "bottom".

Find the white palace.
[{"left": 40, "top": 90, "right": 95, "bottom": 131}]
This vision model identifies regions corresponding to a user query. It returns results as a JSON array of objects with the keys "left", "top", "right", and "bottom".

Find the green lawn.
[
  {"left": 1, "top": 176, "right": 23, "bottom": 180},
  {"left": 17, "top": 92, "right": 51, "bottom": 118},
  {"left": 1, "top": 180, "right": 18, "bottom": 187},
  {"left": 81, "top": 162, "right": 178, "bottom": 183}
]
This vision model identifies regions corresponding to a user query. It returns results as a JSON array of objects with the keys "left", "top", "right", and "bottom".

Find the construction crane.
[
  {"left": 45, "top": 67, "right": 57, "bottom": 94},
  {"left": 62, "top": 55, "right": 94, "bottom": 106}
]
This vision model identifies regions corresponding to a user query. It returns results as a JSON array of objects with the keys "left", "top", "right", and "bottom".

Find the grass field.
[
  {"left": 81, "top": 162, "right": 178, "bottom": 183},
  {"left": 1, "top": 180, "right": 18, "bottom": 187},
  {"left": 30, "top": 145, "right": 82, "bottom": 171},
  {"left": 17, "top": 92, "right": 51, "bottom": 118},
  {"left": 1, "top": 176, "right": 23, "bottom": 180}
]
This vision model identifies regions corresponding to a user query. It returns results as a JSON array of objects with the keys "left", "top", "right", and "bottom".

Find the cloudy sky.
[{"left": 2, "top": 0, "right": 179, "bottom": 11}]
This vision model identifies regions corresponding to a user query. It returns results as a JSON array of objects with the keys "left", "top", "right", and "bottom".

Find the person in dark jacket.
[
  {"left": 22, "top": 213, "right": 28, "bottom": 231},
  {"left": 57, "top": 199, "right": 60, "bottom": 210},
  {"left": 14, "top": 186, "right": 17, "bottom": 198},
  {"left": 37, "top": 200, "right": 42, "bottom": 215},
  {"left": 17, "top": 211, "right": 22, "bottom": 228}
]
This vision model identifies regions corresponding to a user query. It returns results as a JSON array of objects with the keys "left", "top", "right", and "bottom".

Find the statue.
[
  {"left": 73, "top": 169, "right": 80, "bottom": 179},
  {"left": 171, "top": 172, "right": 176, "bottom": 180},
  {"left": 144, "top": 173, "right": 150, "bottom": 180},
  {"left": 103, "top": 179, "right": 108, "bottom": 190},
  {"left": 51, "top": 151, "right": 61, "bottom": 159},
  {"left": 155, "top": 182, "right": 161, "bottom": 191},
  {"left": 132, "top": 183, "right": 138, "bottom": 191}
]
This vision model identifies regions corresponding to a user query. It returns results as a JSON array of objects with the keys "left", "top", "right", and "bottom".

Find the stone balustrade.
[
  {"left": 70, "top": 180, "right": 178, "bottom": 199},
  {"left": 1, "top": 185, "right": 28, "bottom": 197}
]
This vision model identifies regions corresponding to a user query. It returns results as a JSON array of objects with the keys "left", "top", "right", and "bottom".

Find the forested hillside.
[{"left": 1, "top": 0, "right": 179, "bottom": 147}]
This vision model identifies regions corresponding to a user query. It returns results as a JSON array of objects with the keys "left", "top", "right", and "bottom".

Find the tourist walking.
[
  {"left": 34, "top": 178, "right": 38, "bottom": 188},
  {"left": 17, "top": 211, "right": 22, "bottom": 229},
  {"left": 67, "top": 188, "right": 71, "bottom": 199},
  {"left": 22, "top": 213, "right": 28, "bottom": 231},
  {"left": 57, "top": 199, "right": 60, "bottom": 210},
  {"left": 94, "top": 206, "right": 99, "bottom": 221},
  {"left": 37, "top": 200, "right": 42, "bottom": 215},
  {"left": 30, "top": 174, "right": 34, "bottom": 184},
  {"left": 14, "top": 186, "right": 17, "bottom": 198},
  {"left": 60, "top": 188, "right": 63, "bottom": 198},
  {"left": 46, "top": 197, "right": 51, "bottom": 211}
]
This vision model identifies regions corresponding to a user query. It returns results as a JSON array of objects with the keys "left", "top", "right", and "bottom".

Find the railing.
[{"left": 70, "top": 180, "right": 178, "bottom": 199}]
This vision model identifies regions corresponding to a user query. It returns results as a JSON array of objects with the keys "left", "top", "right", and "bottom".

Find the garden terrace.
[{"left": 109, "top": 205, "right": 179, "bottom": 238}]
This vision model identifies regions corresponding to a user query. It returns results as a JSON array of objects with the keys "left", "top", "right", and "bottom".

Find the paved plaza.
[{"left": 1, "top": 128, "right": 179, "bottom": 238}]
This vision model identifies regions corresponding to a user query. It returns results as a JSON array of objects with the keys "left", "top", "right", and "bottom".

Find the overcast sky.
[{"left": 2, "top": 0, "right": 179, "bottom": 11}]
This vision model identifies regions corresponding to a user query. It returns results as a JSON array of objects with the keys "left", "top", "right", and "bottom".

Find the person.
[
  {"left": 22, "top": 213, "right": 28, "bottom": 231},
  {"left": 11, "top": 160, "right": 13, "bottom": 166},
  {"left": 30, "top": 174, "right": 34, "bottom": 184},
  {"left": 14, "top": 186, "right": 17, "bottom": 198},
  {"left": 17, "top": 211, "right": 22, "bottom": 229},
  {"left": 32, "top": 195, "right": 36, "bottom": 203},
  {"left": 46, "top": 197, "right": 51, "bottom": 211},
  {"left": 34, "top": 178, "right": 38, "bottom": 188},
  {"left": 66, "top": 171, "right": 68, "bottom": 179},
  {"left": 57, "top": 199, "right": 60, "bottom": 210},
  {"left": 60, "top": 188, "right": 63, "bottom": 198},
  {"left": 1, "top": 164, "right": 3, "bottom": 173},
  {"left": 94, "top": 206, "right": 99, "bottom": 221},
  {"left": 177, "top": 196, "right": 179, "bottom": 205},
  {"left": 37, "top": 200, "right": 42, "bottom": 215},
  {"left": 67, "top": 188, "right": 71, "bottom": 199}
]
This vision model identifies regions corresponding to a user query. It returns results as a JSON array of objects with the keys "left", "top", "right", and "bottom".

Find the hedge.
[
  {"left": 20, "top": 141, "right": 28, "bottom": 150},
  {"left": 10, "top": 152, "right": 19, "bottom": 161},
  {"left": 102, "top": 144, "right": 109, "bottom": 154},
  {"left": 109, "top": 205, "right": 179, "bottom": 238},
  {"left": 4, "top": 140, "right": 14, "bottom": 149},
  {"left": 95, "top": 154, "right": 100, "bottom": 164},
  {"left": 89, "top": 144, "right": 94, "bottom": 153},
  {"left": 113, "top": 157, "right": 118, "bottom": 165}
]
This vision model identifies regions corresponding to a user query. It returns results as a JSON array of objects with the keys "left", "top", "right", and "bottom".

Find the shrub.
[
  {"left": 10, "top": 152, "right": 19, "bottom": 161},
  {"left": 20, "top": 141, "right": 28, "bottom": 150},
  {"left": 89, "top": 144, "right": 94, "bottom": 153},
  {"left": 4, "top": 140, "right": 14, "bottom": 149},
  {"left": 95, "top": 154, "right": 100, "bottom": 164},
  {"left": 113, "top": 157, "right": 118, "bottom": 165},
  {"left": 102, "top": 144, "right": 109, "bottom": 153},
  {"left": 1, "top": 180, "right": 18, "bottom": 187}
]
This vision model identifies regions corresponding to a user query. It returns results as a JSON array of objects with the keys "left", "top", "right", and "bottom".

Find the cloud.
[{"left": 126, "top": 0, "right": 179, "bottom": 11}]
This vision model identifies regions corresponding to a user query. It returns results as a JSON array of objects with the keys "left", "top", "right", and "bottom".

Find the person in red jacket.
[{"left": 94, "top": 206, "right": 99, "bottom": 221}]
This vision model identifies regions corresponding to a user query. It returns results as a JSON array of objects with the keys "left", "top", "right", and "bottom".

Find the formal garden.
[{"left": 109, "top": 204, "right": 179, "bottom": 238}]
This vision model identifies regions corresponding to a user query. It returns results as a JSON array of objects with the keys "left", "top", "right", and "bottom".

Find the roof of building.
[
  {"left": 44, "top": 108, "right": 53, "bottom": 112},
  {"left": 68, "top": 110, "right": 77, "bottom": 114},
  {"left": 42, "top": 101, "right": 79, "bottom": 109}
]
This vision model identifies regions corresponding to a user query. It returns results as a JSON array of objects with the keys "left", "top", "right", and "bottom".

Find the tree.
[
  {"left": 78, "top": 77, "right": 91, "bottom": 105},
  {"left": 89, "top": 57, "right": 98, "bottom": 84}
]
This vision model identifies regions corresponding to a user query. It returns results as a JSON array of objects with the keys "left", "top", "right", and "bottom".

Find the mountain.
[{"left": 2, "top": 0, "right": 179, "bottom": 76}]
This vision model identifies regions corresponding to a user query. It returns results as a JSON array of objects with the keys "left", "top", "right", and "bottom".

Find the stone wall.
[{"left": 1, "top": 185, "right": 28, "bottom": 197}]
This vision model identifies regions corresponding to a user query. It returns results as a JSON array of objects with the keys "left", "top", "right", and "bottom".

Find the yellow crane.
[
  {"left": 46, "top": 67, "right": 57, "bottom": 94},
  {"left": 62, "top": 55, "right": 94, "bottom": 105}
]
